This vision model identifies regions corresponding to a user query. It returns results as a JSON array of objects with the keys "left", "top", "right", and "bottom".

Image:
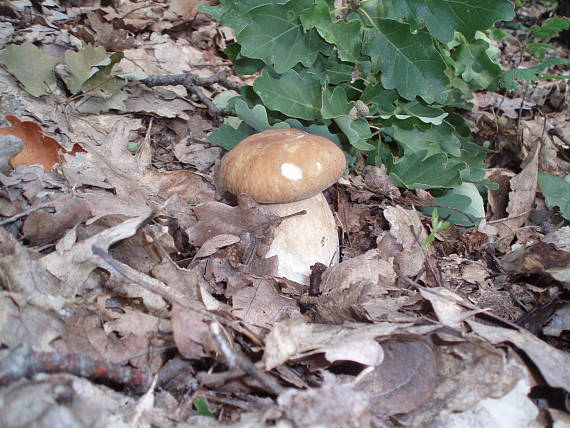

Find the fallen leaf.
[
  {"left": 195, "top": 234, "right": 240, "bottom": 258},
  {"left": 22, "top": 197, "right": 92, "bottom": 246},
  {"left": 0, "top": 115, "right": 66, "bottom": 171},
  {"left": 355, "top": 338, "right": 437, "bottom": 416},
  {"left": 493, "top": 141, "right": 540, "bottom": 250},
  {"left": 263, "top": 318, "right": 409, "bottom": 370},
  {"left": 469, "top": 319, "right": 570, "bottom": 393},
  {"left": 377, "top": 206, "right": 431, "bottom": 277},
  {"left": 277, "top": 373, "right": 372, "bottom": 428},
  {"left": 232, "top": 278, "right": 301, "bottom": 334}
]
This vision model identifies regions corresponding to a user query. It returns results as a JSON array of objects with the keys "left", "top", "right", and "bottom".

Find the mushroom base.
[{"left": 262, "top": 193, "right": 340, "bottom": 285}]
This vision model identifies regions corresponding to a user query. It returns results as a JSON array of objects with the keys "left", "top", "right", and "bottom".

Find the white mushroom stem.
[{"left": 262, "top": 192, "right": 339, "bottom": 285}]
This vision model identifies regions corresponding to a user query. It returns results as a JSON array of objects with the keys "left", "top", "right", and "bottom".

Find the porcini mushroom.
[{"left": 218, "top": 128, "right": 346, "bottom": 285}]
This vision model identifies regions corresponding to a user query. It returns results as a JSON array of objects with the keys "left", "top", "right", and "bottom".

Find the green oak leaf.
[
  {"left": 199, "top": 0, "right": 290, "bottom": 34},
  {"left": 234, "top": 99, "right": 290, "bottom": 131},
  {"left": 76, "top": 91, "right": 128, "bottom": 114},
  {"left": 502, "top": 58, "right": 569, "bottom": 91},
  {"left": 253, "top": 69, "right": 322, "bottom": 120},
  {"left": 64, "top": 43, "right": 110, "bottom": 94},
  {"left": 361, "top": 83, "right": 399, "bottom": 115},
  {"left": 238, "top": 1, "right": 330, "bottom": 73},
  {"left": 530, "top": 17, "right": 570, "bottom": 42},
  {"left": 451, "top": 35, "right": 502, "bottom": 89},
  {"left": 0, "top": 43, "right": 58, "bottom": 97},
  {"left": 421, "top": 183, "right": 485, "bottom": 226},
  {"left": 300, "top": 0, "right": 362, "bottom": 63},
  {"left": 383, "top": 0, "right": 515, "bottom": 43},
  {"left": 384, "top": 118, "right": 461, "bottom": 158},
  {"left": 312, "top": 53, "right": 354, "bottom": 85},
  {"left": 362, "top": 19, "right": 449, "bottom": 104},
  {"left": 333, "top": 116, "right": 374, "bottom": 151},
  {"left": 225, "top": 43, "right": 265, "bottom": 75},
  {"left": 396, "top": 100, "right": 448, "bottom": 125},
  {"left": 539, "top": 172, "right": 570, "bottom": 220},
  {"left": 321, "top": 86, "right": 352, "bottom": 119},
  {"left": 208, "top": 120, "right": 256, "bottom": 150},
  {"left": 389, "top": 151, "right": 463, "bottom": 189}
]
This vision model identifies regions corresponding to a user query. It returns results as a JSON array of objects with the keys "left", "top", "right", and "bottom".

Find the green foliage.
[
  {"left": 0, "top": 43, "right": 58, "bottom": 96},
  {"left": 423, "top": 208, "right": 452, "bottom": 248},
  {"left": 538, "top": 172, "right": 570, "bottom": 220},
  {"left": 200, "top": 0, "right": 521, "bottom": 225},
  {"left": 0, "top": 42, "right": 145, "bottom": 113},
  {"left": 193, "top": 396, "right": 214, "bottom": 417}
]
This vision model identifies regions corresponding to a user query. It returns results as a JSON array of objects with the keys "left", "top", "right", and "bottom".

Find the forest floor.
[{"left": 0, "top": 1, "right": 570, "bottom": 427}]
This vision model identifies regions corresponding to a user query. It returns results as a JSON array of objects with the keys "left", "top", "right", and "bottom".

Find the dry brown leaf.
[
  {"left": 0, "top": 115, "right": 74, "bottom": 172},
  {"left": 157, "top": 170, "right": 215, "bottom": 205},
  {"left": 232, "top": 278, "right": 301, "bottom": 334},
  {"left": 171, "top": 303, "right": 216, "bottom": 359},
  {"left": 493, "top": 141, "right": 540, "bottom": 251},
  {"left": 0, "top": 292, "right": 64, "bottom": 352},
  {"left": 0, "top": 135, "right": 23, "bottom": 174},
  {"left": 263, "top": 318, "right": 408, "bottom": 370},
  {"left": 0, "top": 375, "right": 135, "bottom": 428},
  {"left": 169, "top": 0, "right": 208, "bottom": 19},
  {"left": 22, "top": 197, "right": 92, "bottom": 246},
  {"left": 377, "top": 206, "right": 430, "bottom": 277},
  {"left": 0, "top": 228, "right": 62, "bottom": 297},
  {"left": 355, "top": 338, "right": 437, "bottom": 416},
  {"left": 501, "top": 226, "right": 570, "bottom": 288},
  {"left": 277, "top": 373, "right": 373, "bottom": 428},
  {"left": 195, "top": 234, "right": 240, "bottom": 258},
  {"left": 468, "top": 320, "right": 570, "bottom": 393},
  {"left": 362, "top": 165, "right": 401, "bottom": 199},
  {"left": 39, "top": 214, "right": 151, "bottom": 297},
  {"left": 313, "top": 249, "right": 404, "bottom": 323},
  {"left": 173, "top": 139, "right": 222, "bottom": 171}
]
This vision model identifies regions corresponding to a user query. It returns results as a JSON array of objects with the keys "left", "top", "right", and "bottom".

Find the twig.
[
  {"left": 142, "top": 72, "right": 241, "bottom": 120},
  {"left": 0, "top": 346, "right": 152, "bottom": 392},
  {"left": 92, "top": 246, "right": 264, "bottom": 346},
  {"left": 0, "top": 202, "right": 54, "bottom": 227},
  {"left": 209, "top": 322, "right": 285, "bottom": 396}
]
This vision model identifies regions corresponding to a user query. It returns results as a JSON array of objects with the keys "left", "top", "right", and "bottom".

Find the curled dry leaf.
[
  {"left": 312, "top": 249, "right": 412, "bottom": 323},
  {"left": 468, "top": 319, "right": 570, "bottom": 393},
  {"left": 492, "top": 142, "right": 540, "bottom": 251},
  {"left": 263, "top": 317, "right": 410, "bottom": 370},
  {"left": 377, "top": 206, "right": 430, "bottom": 278},
  {"left": 39, "top": 214, "right": 152, "bottom": 297},
  {"left": 362, "top": 164, "right": 401, "bottom": 199},
  {"left": 501, "top": 226, "right": 570, "bottom": 288}
]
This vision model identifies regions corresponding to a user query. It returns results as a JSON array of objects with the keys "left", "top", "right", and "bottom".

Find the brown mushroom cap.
[{"left": 219, "top": 128, "right": 346, "bottom": 203}]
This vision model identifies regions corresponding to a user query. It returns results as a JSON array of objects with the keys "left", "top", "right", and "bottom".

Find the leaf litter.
[{"left": 0, "top": 2, "right": 570, "bottom": 427}]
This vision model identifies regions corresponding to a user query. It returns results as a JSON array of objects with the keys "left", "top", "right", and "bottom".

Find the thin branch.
[{"left": 209, "top": 322, "right": 285, "bottom": 396}]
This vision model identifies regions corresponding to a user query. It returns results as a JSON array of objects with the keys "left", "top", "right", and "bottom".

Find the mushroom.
[{"left": 218, "top": 128, "right": 346, "bottom": 285}]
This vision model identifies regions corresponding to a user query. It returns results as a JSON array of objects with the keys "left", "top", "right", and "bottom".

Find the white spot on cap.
[{"left": 281, "top": 163, "right": 302, "bottom": 181}]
